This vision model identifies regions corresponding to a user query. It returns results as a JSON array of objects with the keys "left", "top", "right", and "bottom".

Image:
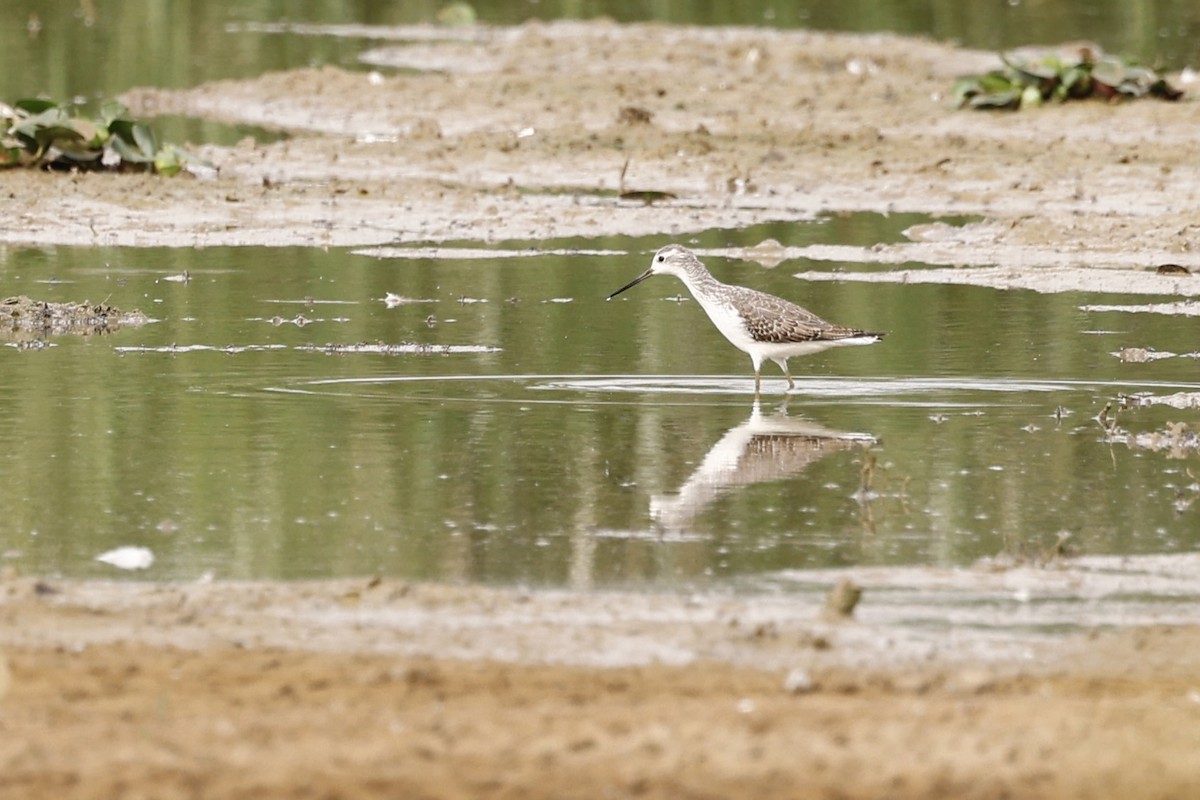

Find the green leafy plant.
[
  {"left": 953, "top": 47, "right": 1183, "bottom": 110},
  {"left": 0, "top": 98, "right": 204, "bottom": 174}
]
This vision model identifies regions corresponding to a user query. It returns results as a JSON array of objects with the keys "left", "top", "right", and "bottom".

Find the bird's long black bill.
[{"left": 606, "top": 269, "right": 653, "bottom": 300}]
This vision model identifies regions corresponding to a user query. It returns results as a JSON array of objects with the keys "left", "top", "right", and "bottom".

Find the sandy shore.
[{"left": 2, "top": 575, "right": 1199, "bottom": 799}]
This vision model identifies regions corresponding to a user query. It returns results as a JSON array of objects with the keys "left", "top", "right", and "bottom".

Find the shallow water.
[{"left": 1, "top": 215, "right": 1197, "bottom": 586}]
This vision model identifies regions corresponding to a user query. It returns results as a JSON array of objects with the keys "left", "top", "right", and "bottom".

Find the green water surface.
[{"left": 1, "top": 216, "right": 1196, "bottom": 585}]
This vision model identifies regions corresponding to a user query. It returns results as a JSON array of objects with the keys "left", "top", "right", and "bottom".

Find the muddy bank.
[
  {"left": 0, "top": 21, "right": 1194, "bottom": 281},
  {"left": 2, "top": 574, "right": 1200, "bottom": 799}
]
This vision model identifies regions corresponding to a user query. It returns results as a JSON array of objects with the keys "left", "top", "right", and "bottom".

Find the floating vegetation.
[
  {"left": 0, "top": 99, "right": 206, "bottom": 174},
  {"left": 2, "top": 296, "right": 153, "bottom": 340},
  {"left": 953, "top": 47, "right": 1183, "bottom": 110}
]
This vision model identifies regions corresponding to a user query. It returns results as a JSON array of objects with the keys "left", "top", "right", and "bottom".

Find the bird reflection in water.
[{"left": 650, "top": 400, "right": 878, "bottom": 531}]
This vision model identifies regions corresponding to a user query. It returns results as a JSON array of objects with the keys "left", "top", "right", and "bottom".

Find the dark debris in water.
[
  {"left": 1122, "top": 422, "right": 1200, "bottom": 458},
  {"left": 1112, "top": 347, "right": 1178, "bottom": 363},
  {"left": 1100, "top": 396, "right": 1200, "bottom": 457},
  {"left": 2, "top": 295, "right": 153, "bottom": 341},
  {"left": 976, "top": 531, "right": 1076, "bottom": 571}
]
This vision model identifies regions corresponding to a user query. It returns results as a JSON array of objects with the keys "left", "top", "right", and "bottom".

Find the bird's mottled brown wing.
[{"left": 732, "top": 286, "right": 879, "bottom": 344}]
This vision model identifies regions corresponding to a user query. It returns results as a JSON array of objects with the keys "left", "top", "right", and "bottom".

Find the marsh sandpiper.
[{"left": 607, "top": 244, "right": 884, "bottom": 393}]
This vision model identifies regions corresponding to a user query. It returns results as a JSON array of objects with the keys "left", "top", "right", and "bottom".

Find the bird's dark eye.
[{"left": 656, "top": 255, "right": 664, "bottom": 262}]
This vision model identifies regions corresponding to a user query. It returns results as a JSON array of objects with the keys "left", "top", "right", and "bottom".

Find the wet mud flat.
[
  {"left": 3, "top": 19, "right": 1200, "bottom": 799},
  {"left": 1, "top": 296, "right": 151, "bottom": 343},
  {"left": 2, "top": 575, "right": 1200, "bottom": 799},
  {"left": 0, "top": 20, "right": 1193, "bottom": 283}
]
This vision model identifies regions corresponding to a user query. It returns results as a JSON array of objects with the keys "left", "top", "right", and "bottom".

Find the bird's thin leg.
[
  {"left": 784, "top": 364, "right": 794, "bottom": 392},
  {"left": 754, "top": 369, "right": 762, "bottom": 396}
]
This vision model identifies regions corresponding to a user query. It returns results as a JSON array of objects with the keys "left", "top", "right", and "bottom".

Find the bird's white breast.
[{"left": 694, "top": 297, "right": 756, "bottom": 353}]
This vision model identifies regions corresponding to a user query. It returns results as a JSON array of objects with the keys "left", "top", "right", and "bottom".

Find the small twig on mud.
[{"left": 859, "top": 451, "right": 877, "bottom": 496}]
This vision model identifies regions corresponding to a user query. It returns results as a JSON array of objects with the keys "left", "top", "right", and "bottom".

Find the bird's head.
[{"left": 607, "top": 244, "right": 698, "bottom": 300}]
